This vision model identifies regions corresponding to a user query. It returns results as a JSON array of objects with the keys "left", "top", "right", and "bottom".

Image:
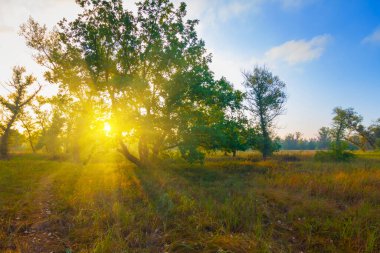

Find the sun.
[{"left": 104, "top": 122, "right": 112, "bottom": 134}]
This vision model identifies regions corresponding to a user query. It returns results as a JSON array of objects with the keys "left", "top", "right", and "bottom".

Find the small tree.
[
  {"left": 369, "top": 119, "right": 380, "bottom": 149},
  {"left": 19, "top": 111, "right": 39, "bottom": 153},
  {"left": 330, "top": 107, "right": 362, "bottom": 155},
  {"left": 0, "top": 67, "right": 41, "bottom": 158},
  {"left": 316, "top": 107, "right": 361, "bottom": 161},
  {"left": 243, "top": 66, "right": 287, "bottom": 159}
]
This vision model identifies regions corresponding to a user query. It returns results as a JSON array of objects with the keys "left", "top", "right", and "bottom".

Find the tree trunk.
[
  {"left": 0, "top": 130, "right": 10, "bottom": 159},
  {"left": 0, "top": 115, "right": 17, "bottom": 159},
  {"left": 119, "top": 140, "right": 146, "bottom": 169},
  {"left": 232, "top": 150, "right": 237, "bottom": 157},
  {"left": 28, "top": 137, "right": 36, "bottom": 153},
  {"left": 23, "top": 124, "right": 36, "bottom": 153},
  {"left": 152, "top": 144, "right": 160, "bottom": 160},
  {"left": 138, "top": 135, "right": 149, "bottom": 163},
  {"left": 151, "top": 134, "right": 166, "bottom": 160},
  {"left": 260, "top": 119, "right": 271, "bottom": 160},
  {"left": 262, "top": 131, "right": 270, "bottom": 160},
  {"left": 257, "top": 108, "right": 271, "bottom": 160}
]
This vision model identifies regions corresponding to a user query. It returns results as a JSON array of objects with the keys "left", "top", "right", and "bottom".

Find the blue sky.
[{"left": 0, "top": 0, "right": 379, "bottom": 138}]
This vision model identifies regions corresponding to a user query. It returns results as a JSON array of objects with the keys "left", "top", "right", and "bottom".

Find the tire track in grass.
[{"left": 11, "top": 166, "right": 73, "bottom": 253}]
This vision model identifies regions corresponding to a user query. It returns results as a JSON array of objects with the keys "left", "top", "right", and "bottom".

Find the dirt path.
[{"left": 10, "top": 172, "right": 71, "bottom": 253}]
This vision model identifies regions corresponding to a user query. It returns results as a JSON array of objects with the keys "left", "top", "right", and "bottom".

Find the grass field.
[{"left": 0, "top": 151, "right": 379, "bottom": 253}]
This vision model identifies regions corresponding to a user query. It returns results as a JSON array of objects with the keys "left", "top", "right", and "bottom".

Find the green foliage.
[
  {"left": 314, "top": 150, "right": 355, "bottom": 162},
  {"left": 319, "top": 109, "right": 380, "bottom": 152},
  {"left": 253, "top": 134, "right": 281, "bottom": 156},
  {"left": 317, "top": 126, "right": 332, "bottom": 149},
  {"left": 20, "top": 0, "right": 244, "bottom": 165},
  {"left": 331, "top": 107, "right": 362, "bottom": 151},
  {"left": 208, "top": 114, "right": 254, "bottom": 156},
  {"left": 281, "top": 132, "right": 320, "bottom": 150},
  {"left": 369, "top": 119, "right": 380, "bottom": 150}
]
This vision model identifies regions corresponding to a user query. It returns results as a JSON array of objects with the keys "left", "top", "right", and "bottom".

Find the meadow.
[{"left": 0, "top": 151, "right": 379, "bottom": 253}]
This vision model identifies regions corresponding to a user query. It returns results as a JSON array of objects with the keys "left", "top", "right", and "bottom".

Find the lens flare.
[{"left": 104, "top": 122, "right": 111, "bottom": 134}]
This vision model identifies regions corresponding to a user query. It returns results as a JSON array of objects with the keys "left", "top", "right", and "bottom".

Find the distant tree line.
[
  {"left": 280, "top": 108, "right": 380, "bottom": 153},
  {"left": 280, "top": 129, "right": 358, "bottom": 151},
  {"left": 280, "top": 132, "right": 323, "bottom": 150}
]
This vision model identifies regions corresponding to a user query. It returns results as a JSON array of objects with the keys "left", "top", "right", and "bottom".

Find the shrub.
[{"left": 314, "top": 150, "right": 355, "bottom": 162}]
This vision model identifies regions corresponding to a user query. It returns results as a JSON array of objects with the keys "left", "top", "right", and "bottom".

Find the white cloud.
[
  {"left": 363, "top": 28, "right": 380, "bottom": 44},
  {"left": 217, "top": 1, "right": 257, "bottom": 22},
  {"left": 177, "top": 0, "right": 260, "bottom": 24},
  {"left": 208, "top": 34, "right": 331, "bottom": 88},
  {"left": 262, "top": 34, "right": 332, "bottom": 65}
]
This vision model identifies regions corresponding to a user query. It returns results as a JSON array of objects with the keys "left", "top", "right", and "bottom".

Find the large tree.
[
  {"left": 0, "top": 66, "right": 41, "bottom": 158},
  {"left": 21, "top": 0, "right": 241, "bottom": 166},
  {"left": 243, "top": 66, "right": 287, "bottom": 159}
]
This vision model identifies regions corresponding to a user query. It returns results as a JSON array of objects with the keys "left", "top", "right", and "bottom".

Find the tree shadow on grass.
[{"left": 130, "top": 161, "right": 267, "bottom": 252}]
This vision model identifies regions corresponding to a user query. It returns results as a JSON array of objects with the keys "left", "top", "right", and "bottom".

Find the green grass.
[{"left": 0, "top": 151, "right": 379, "bottom": 252}]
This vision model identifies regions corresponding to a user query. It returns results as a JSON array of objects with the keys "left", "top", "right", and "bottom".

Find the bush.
[{"left": 314, "top": 150, "right": 355, "bottom": 162}]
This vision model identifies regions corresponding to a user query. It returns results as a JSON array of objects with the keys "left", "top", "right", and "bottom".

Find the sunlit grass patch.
[{"left": 1, "top": 152, "right": 380, "bottom": 252}]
